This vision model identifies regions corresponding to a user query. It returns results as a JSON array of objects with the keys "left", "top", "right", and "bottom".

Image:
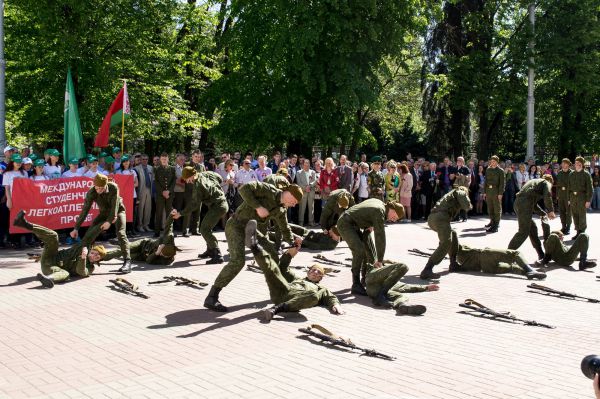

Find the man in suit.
[
  {"left": 419, "top": 161, "right": 439, "bottom": 219},
  {"left": 134, "top": 154, "right": 153, "bottom": 232},
  {"left": 467, "top": 159, "right": 478, "bottom": 216},
  {"left": 336, "top": 154, "right": 353, "bottom": 192},
  {"left": 437, "top": 157, "right": 456, "bottom": 195}
]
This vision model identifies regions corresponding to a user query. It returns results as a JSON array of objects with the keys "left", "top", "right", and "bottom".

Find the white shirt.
[
  {"left": 31, "top": 175, "right": 49, "bottom": 181},
  {"left": 43, "top": 164, "right": 62, "bottom": 179},
  {"left": 255, "top": 166, "right": 272, "bottom": 182},
  {"left": 235, "top": 168, "right": 257, "bottom": 187},
  {"left": 62, "top": 170, "right": 81, "bottom": 178},
  {"left": 358, "top": 173, "right": 369, "bottom": 198},
  {"left": 3, "top": 170, "right": 28, "bottom": 188},
  {"left": 82, "top": 169, "right": 99, "bottom": 179},
  {"left": 515, "top": 170, "right": 529, "bottom": 190}
]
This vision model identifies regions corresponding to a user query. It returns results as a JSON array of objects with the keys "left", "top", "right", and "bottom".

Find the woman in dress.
[{"left": 399, "top": 163, "right": 413, "bottom": 222}]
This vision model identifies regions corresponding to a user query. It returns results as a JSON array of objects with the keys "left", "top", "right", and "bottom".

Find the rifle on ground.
[
  {"left": 109, "top": 278, "right": 149, "bottom": 299},
  {"left": 528, "top": 283, "right": 600, "bottom": 303},
  {"left": 313, "top": 254, "right": 351, "bottom": 267},
  {"left": 27, "top": 253, "right": 41, "bottom": 262},
  {"left": 459, "top": 298, "right": 554, "bottom": 329},
  {"left": 298, "top": 324, "right": 395, "bottom": 361},
  {"left": 148, "top": 276, "right": 208, "bottom": 288}
]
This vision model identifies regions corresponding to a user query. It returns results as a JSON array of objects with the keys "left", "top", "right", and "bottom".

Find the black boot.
[
  {"left": 535, "top": 247, "right": 545, "bottom": 262},
  {"left": 564, "top": 225, "right": 571, "bottom": 235},
  {"left": 372, "top": 288, "right": 392, "bottom": 308},
  {"left": 263, "top": 303, "right": 289, "bottom": 322},
  {"left": 486, "top": 223, "right": 498, "bottom": 233},
  {"left": 197, "top": 249, "right": 211, "bottom": 259},
  {"left": 37, "top": 273, "right": 55, "bottom": 288},
  {"left": 579, "top": 253, "right": 597, "bottom": 271},
  {"left": 397, "top": 304, "right": 427, "bottom": 315},
  {"left": 448, "top": 251, "right": 460, "bottom": 272},
  {"left": 181, "top": 229, "right": 190, "bottom": 238},
  {"left": 419, "top": 263, "right": 440, "bottom": 280},
  {"left": 13, "top": 210, "right": 33, "bottom": 230},
  {"left": 484, "top": 221, "right": 493, "bottom": 228},
  {"left": 204, "top": 286, "right": 228, "bottom": 312},
  {"left": 573, "top": 230, "right": 581, "bottom": 240},
  {"left": 535, "top": 253, "right": 552, "bottom": 268},
  {"left": 351, "top": 273, "right": 367, "bottom": 296},
  {"left": 206, "top": 248, "right": 224, "bottom": 264},
  {"left": 118, "top": 259, "right": 132, "bottom": 274}
]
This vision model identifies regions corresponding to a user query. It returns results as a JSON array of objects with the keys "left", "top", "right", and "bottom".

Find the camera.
[{"left": 581, "top": 355, "right": 600, "bottom": 379}]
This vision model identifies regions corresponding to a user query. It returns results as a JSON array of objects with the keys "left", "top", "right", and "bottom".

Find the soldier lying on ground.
[
  {"left": 536, "top": 230, "right": 596, "bottom": 270},
  {"left": 13, "top": 210, "right": 107, "bottom": 288},
  {"left": 103, "top": 210, "right": 180, "bottom": 265},
  {"left": 447, "top": 231, "right": 546, "bottom": 280},
  {"left": 268, "top": 223, "right": 339, "bottom": 251},
  {"left": 245, "top": 220, "right": 343, "bottom": 322}
]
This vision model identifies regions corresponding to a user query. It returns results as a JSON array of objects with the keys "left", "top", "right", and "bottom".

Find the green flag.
[{"left": 63, "top": 68, "right": 85, "bottom": 162}]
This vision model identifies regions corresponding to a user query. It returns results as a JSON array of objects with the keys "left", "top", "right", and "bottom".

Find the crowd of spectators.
[{"left": 1, "top": 143, "right": 599, "bottom": 249}]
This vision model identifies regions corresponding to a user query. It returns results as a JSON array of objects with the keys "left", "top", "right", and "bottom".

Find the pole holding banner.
[{"left": 121, "top": 79, "right": 126, "bottom": 152}]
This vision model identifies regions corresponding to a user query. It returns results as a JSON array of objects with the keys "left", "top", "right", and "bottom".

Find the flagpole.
[{"left": 121, "top": 79, "right": 126, "bottom": 152}]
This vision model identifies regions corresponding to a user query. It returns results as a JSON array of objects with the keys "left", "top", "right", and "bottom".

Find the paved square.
[{"left": 1, "top": 214, "right": 599, "bottom": 398}]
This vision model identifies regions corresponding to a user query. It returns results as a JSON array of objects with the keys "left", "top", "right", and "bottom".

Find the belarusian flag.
[
  {"left": 63, "top": 68, "right": 86, "bottom": 161},
  {"left": 94, "top": 81, "right": 131, "bottom": 147}
]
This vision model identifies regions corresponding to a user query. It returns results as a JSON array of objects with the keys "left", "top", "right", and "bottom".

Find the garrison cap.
[
  {"left": 94, "top": 173, "right": 108, "bottom": 187},
  {"left": 276, "top": 168, "right": 288, "bottom": 176},
  {"left": 575, "top": 156, "right": 585, "bottom": 165},
  {"left": 309, "top": 264, "right": 325, "bottom": 275},
  {"left": 386, "top": 201, "right": 405, "bottom": 220},
  {"left": 371, "top": 155, "right": 382, "bottom": 163},
  {"left": 489, "top": 155, "right": 500, "bottom": 162},
  {"left": 542, "top": 174, "right": 554, "bottom": 184},
  {"left": 337, "top": 193, "right": 351, "bottom": 209},
  {"left": 161, "top": 244, "right": 177, "bottom": 258},
  {"left": 283, "top": 184, "right": 303, "bottom": 203},
  {"left": 182, "top": 166, "right": 197, "bottom": 180},
  {"left": 92, "top": 245, "right": 107, "bottom": 259}
]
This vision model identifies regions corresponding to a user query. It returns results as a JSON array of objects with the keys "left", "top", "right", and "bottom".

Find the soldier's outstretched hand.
[
  {"left": 332, "top": 305, "right": 345, "bottom": 315},
  {"left": 593, "top": 374, "right": 600, "bottom": 399},
  {"left": 101, "top": 222, "right": 111, "bottom": 231},
  {"left": 427, "top": 284, "right": 440, "bottom": 291},
  {"left": 70, "top": 229, "right": 78, "bottom": 239},
  {"left": 256, "top": 206, "right": 269, "bottom": 218},
  {"left": 547, "top": 211, "right": 556, "bottom": 220}
]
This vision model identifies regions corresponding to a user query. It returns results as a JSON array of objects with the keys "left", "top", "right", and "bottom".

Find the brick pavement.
[{"left": 1, "top": 213, "right": 599, "bottom": 398}]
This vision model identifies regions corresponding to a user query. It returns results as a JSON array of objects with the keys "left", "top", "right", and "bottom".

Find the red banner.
[{"left": 9, "top": 175, "right": 134, "bottom": 233}]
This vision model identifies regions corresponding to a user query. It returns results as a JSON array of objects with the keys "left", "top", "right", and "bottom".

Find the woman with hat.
[
  {"left": 31, "top": 159, "right": 49, "bottom": 181},
  {"left": 43, "top": 149, "right": 63, "bottom": 179}
]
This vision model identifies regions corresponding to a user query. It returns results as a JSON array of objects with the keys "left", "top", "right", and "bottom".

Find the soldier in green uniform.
[
  {"left": 320, "top": 188, "right": 355, "bottom": 232},
  {"left": 484, "top": 155, "right": 505, "bottom": 233},
  {"left": 448, "top": 231, "right": 546, "bottom": 279},
  {"left": 69, "top": 173, "right": 132, "bottom": 273},
  {"left": 419, "top": 187, "right": 472, "bottom": 280},
  {"left": 204, "top": 181, "right": 304, "bottom": 312},
  {"left": 154, "top": 153, "right": 176, "bottom": 237},
  {"left": 104, "top": 210, "right": 179, "bottom": 265},
  {"left": 568, "top": 156, "right": 593, "bottom": 238},
  {"left": 507, "top": 176, "right": 556, "bottom": 260},
  {"left": 182, "top": 150, "right": 207, "bottom": 236},
  {"left": 263, "top": 172, "right": 290, "bottom": 189},
  {"left": 336, "top": 198, "right": 404, "bottom": 295},
  {"left": 269, "top": 223, "right": 339, "bottom": 251},
  {"left": 367, "top": 157, "right": 385, "bottom": 201},
  {"left": 261, "top": 171, "right": 292, "bottom": 249},
  {"left": 177, "top": 167, "right": 228, "bottom": 264},
  {"left": 365, "top": 261, "right": 438, "bottom": 314},
  {"left": 245, "top": 220, "right": 343, "bottom": 321},
  {"left": 536, "top": 230, "right": 596, "bottom": 270},
  {"left": 14, "top": 211, "right": 107, "bottom": 288},
  {"left": 556, "top": 158, "right": 573, "bottom": 235}
]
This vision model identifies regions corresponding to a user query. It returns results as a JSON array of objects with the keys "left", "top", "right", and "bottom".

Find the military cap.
[
  {"left": 575, "top": 156, "right": 585, "bottom": 165},
  {"left": 68, "top": 157, "right": 79, "bottom": 165},
  {"left": 94, "top": 173, "right": 108, "bottom": 187},
  {"left": 92, "top": 245, "right": 107, "bottom": 259},
  {"left": 283, "top": 184, "right": 303, "bottom": 202},
  {"left": 561, "top": 158, "right": 571, "bottom": 166},
  {"left": 337, "top": 193, "right": 351, "bottom": 209},
  {"left": 112, "top": 147, "right": 121, "bottom": 154},
  {"left": 99, "top": 152, "right": 108, "bottom": 158},
  {"left": 104, "top": 156, "right": 115, "bottom": 164},
  {"left": 22, "top": 157, "right": 32, "bottom": 165},
  {"left": 11, "top": 154, "right": 23, "bottom": 163},
  {"left": 371, "top": 155, "right": 382, "bottom": 163},
  {"left": 47, "top": 149, "right": 61, "bottom": 157},
  {"left": 29, "top": 154, "right": 39, "bottom": 162},
  {"left": 489, "top": 155, "right": 500, "bottom": 162},
  {"left": 309, "top": 264, "right": 325, "bottom": 275},
  {"left": 34, "top": 159, "right": 45, "bottom": 167},
  {"left": 121, "top": 154, "right": 130, "bottom": 162},
  {"left": 542, "top": 174, "right": 554, "bottom": 184},
  {"left": 386, "top": 201, "right": 405, "bottom": 220},
  {"left": 276, "top": 168, "right": 288, "bottom": 176},
  {"left": 161, "top": 244, "right": 177, "bottom": 258},
  {"left": 182, "top": 166, "right": 197, "bottom": 180},
  {"left": 387, "top": 160, "right": 397, "bottom": 169}
]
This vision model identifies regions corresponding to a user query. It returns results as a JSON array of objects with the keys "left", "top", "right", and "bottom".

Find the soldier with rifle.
[
  {"left": 245, "top": 220, "right": 344, "bottom": 322},
  {"left": 103, "top": 210, "right": 179, "bottom": 265},
  {"left": 536, "top": 230, "right": 596, "bottom": 270},
  {"left": 13, "top": 211, "right": 107, "bottom": 288}
]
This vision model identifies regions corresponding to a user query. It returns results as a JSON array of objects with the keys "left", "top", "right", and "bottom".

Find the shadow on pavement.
[
  {"left": 459, "top": 232, "right": 488, "bottom": 238},
  {"left": 0, "top": 275, "right": 39, "bottom": 287}
]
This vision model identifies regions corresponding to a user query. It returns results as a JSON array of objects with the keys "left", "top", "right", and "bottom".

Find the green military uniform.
[
  {"left": 568, "top": 167, "right": 593, "bottom": 233},
  {"left": 261, "top": 174, "right": 291, "bottom": 247},
  {"left": 337, "top": 198, "right": 386, "bottom": 294},
  {"left": 420, "top": 188, "right": 471, "bottom": 279},
  {"left": 508, "top": 178, "right": 553, "bottom": 259},
  {"left": 263, "top": 174, "right": 290, "bottom": 189},
  {"left": 365, "top": 263, "right": 428, "bottom": 308},
  {"left": 181, "top": 172, "right": 228, "bottom": 261},
  {"left": 543, "top": 232, "right": 590, "bottom": 267},
  {"left": 74, "top": 181, "right": 130, "bottom": 261},
  {"left": 212, "top": 182, "right": 295, "bottom": 289},
  {"left": 269, "top": 223, "right": 338, "bottom": 251},
  {"left": 320, "top": 189, "right": 355, "bottom": 231},
  {"left": 556, "top": 168, "right": 572, "bottom": 233},
  {"left": 367, "top": 170, "right": 384, "bottom": 200},
  {"left": 484, "top": 164, "right": 505, "bottom": 228},
  {"left": 154, "top": 164, "right": 176, "bottom": 233},
  {"left": 252, "top": 244, "right": 339, "bottom": 312},
  {"left": 183, "top": 161, "right": 206, "bottom": 234},
  {"left": 105, "top": 215, "right": 176, "bottom": 265}
]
